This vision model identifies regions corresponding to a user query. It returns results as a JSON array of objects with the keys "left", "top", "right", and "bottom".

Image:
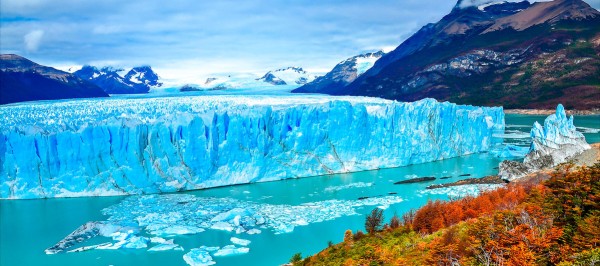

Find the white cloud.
[{"left": 24, "top": 30, "right": 44, "bottom": 52}]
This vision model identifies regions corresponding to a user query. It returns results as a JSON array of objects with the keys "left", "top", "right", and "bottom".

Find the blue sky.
[{"left": 1, "top": 0, "right": 599, "bottom": 84}]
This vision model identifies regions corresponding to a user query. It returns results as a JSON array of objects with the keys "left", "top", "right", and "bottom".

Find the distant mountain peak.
[
  {"left": 483, "top": 0, "right": 600, "bottom": 33},
  {"left": 0, "top": 54, "right": 107, "bottom": 104},
  {"left": 294, "top": 0, "right": 600, "bottom": 110},
  {"left": 455, "top": 0, "right": 528, "bottom": 9},
  {"left": 73, "top": 65, "right": 162, "bottom": 94},
  {"left": 257, "top": 66, "right": 316, "bottom": 85},
  {"left": 292, "top": 51, "right": 385, "bottom": 94}
]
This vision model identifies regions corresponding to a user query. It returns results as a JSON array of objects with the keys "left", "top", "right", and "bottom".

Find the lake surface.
[{"left": 1, "top": 114, "right": 598, "bottom": 266}]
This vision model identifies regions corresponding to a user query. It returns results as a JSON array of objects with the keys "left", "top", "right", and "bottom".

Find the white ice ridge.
[
  {"left": 45, "top": 194, "right": 404, "bottom": 255},
  {"left": 499, "top": 104, "right": 591, "bottom": 180},
  {"left": 0, "top": 95, "right": 504, "bottom": 199}
]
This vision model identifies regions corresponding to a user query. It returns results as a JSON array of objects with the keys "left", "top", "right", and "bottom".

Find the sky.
[{"left": 1, "top": 0, "right": 599, "bottom": 84}]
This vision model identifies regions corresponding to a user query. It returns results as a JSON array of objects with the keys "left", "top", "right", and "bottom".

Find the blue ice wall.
[{"left": 0, "top": 96, "right": 504, "bottom": 199}]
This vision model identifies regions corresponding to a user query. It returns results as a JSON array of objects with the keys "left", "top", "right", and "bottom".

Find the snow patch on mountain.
[
  {"left": 74, "top": 65, "right": 162, "bottom": 94},
  {"left": 457, "top": 0, "right": 551, "bottom": 10},
  {"left": 257, "top": 67, "right": 316, "bottom": 85}
]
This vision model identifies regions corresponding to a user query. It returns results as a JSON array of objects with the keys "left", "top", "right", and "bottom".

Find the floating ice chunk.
[
  {"left": 45, "top": 221, "right": 130, "bottom": 254},
  {"left": 183, "top": 247, "right": 216, "bottom": 266},
  {"left": 148, "top": 225, "right": 205, "bottom": 236},
  {"left": 210, "top": 222, "right": 235, "bottom": 232},
  {"left": 230, "top": 237, "right": 251, "bottom": 246},
  {"left": 148, "top": 238, "right": 183, "bottom": 251},
  {"left": 324, "top": 182, "right": 373, "bottom": 192},
  {"left": 67, "top": 242, "right": 113, "bottom": 253},
  {"left": 246, "top": 229, "right": 261, "bottom": 235},
  {"left": 404, "top": 174, "right": 418, "bottom": 179},
  {"left": 577, "top": 126, "right": 600, "bottom": 134},
  {"left": 211, "top": 208, "right": 252, "bottom": 222},
  {"left": 149, "top": 243, "right": 183, "bottom": 252},
  {"left": 213, "top": 245, "right": 250, "bottom": 257}
]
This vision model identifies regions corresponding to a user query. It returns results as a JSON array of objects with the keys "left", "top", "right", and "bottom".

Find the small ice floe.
[
  {"left": 324, "top": 182, "right": 373, "bottom": 192},
  {"left": 213, "top": 245, "right": 250, "bottom": 257},
  {"left": 577, "top": 126, "right": 600, "bottom": 134},
  {"left": 148, "top": 238, "right": 183, "bottom": 252},
  {"left": 230, "top": 237, "right": 251, "bottom": 246},
  {"left": 183, "top": 246, "right": 219, "bottom": 266}
]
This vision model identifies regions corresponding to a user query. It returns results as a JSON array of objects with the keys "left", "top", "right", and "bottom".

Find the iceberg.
[
  {"left": 148, "top": 238, "right": 184, "bottom": 252},
  {"left": 183, "top": 247, "right": 217, "bottom": 266},
  {"left": 0, "top": 95, "right": 504, "bottom": 199},
  {"left": 230, "top": 237, "right": 251, "bottom": 246},
  {"left": 499, "top": 104, "right": 591, "bottom": 180},
  {"left": 213, "top": 245, "right": 250, "bottom": 257}
]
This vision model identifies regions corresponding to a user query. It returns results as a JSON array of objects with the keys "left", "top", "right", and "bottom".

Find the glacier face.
[
  {"left": 499, "top": 104, "right": 591, "bottom": 180},
  {"left": 0, "top": 95, "right": 504, "bottom": 199}
]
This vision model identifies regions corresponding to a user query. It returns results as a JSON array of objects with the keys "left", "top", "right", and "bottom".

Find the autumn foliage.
[{"left": 297, "top": 163, "right": 600, "bottom": 266}]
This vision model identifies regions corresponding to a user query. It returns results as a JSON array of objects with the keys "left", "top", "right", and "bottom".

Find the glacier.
[
  {"left": 0, "top": 95, "right": 504, "bottom": 199},
  {"left": 499, "top": 104, "right": 591, "bottom": 180}
]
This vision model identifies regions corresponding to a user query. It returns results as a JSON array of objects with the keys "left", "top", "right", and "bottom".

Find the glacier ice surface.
[
  {"left": 0, "top": 95, "right": 503, "bottom": 199},
  {"left": 499, "top": 104, "right": 591, "bottom": 180}
]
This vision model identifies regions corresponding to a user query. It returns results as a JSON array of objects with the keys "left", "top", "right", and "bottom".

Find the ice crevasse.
[{"left": 0, "top": 95, "right": 504, "bottom": 199}]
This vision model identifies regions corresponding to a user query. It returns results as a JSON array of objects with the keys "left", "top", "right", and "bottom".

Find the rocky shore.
[
  {"left": 499, "top": 104, "right": 591, "bottom": 180},
  {"left": 426, "top": 175, "right": 507, "bottom": 189},
  {"left": 428, "top": 104, "right": 596, "bottom": 190}
]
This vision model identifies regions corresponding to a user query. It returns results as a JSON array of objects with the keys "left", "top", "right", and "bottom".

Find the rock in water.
[
  {"left": 499, "top": 104, "right": 591, "bottom": 180},
  {"left": 393, "top": 177, "right": 436, "bottom": 184}
]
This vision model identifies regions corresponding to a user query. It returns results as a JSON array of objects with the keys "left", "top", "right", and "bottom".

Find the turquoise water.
[{"left": 1, "top": 115, "right": 598, "bottom": 266}]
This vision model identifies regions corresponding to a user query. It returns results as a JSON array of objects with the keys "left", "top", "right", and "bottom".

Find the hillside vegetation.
[{"left": 293, "top": 163, "right": 600, "bottom": 265}]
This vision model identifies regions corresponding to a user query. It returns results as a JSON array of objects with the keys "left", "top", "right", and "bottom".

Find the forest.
[{"left": 292, "top": 163, "right": 600, "bottom": 265}]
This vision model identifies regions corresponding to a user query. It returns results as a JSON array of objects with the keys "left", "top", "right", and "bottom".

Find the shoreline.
[
  {"left": 429, "top": 143, "right": 600, "bottom": 188},
  {"left": 511, "top": 143, "right": 600, "bottom": 184},
  {"left": 505, "top": 109, "right": 600, "bottom": 115}
]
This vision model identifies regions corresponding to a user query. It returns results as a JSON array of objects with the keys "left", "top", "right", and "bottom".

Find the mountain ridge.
[
  {"left": 295, "top": 0, "right": 600, "bottom": 110},
  {"left": 0, "top": 54, "right": 108, "bottom": 104},
  {"left": 74, "top": 65, "right": 162, "bottom": 94}
]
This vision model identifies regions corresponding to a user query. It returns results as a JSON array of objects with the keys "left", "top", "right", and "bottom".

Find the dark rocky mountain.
[
  {"left": 74, "top": 65, "right": 162, "bottom": 94},
  {"left": 293, "top": 51, "right": 384, "bottom": 94},
  {"left": 296, "top": 0, "right": 600, "bottom": 110},
  {"left": 0, "top": 54, "right": 108, "bottom": 104},
  {"left": 257, "top": 72, "right": 287, "bottom": 85}
]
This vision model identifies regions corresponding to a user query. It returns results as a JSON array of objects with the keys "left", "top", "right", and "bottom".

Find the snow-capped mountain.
[
  {"left": 293, "top": 51, "right": 384, "bottom": 94},
  {"left": 256, "top": 67, "right": 316, "bottom": 85},
  {"left": 187, "top": 67, "right": 317, "bottom": 90},
  {"left": 74, "top": 65, "right": 162, "bottom": 94},
  {"left": 299, "top": 0, "right": 600, "bottom": 109}
]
